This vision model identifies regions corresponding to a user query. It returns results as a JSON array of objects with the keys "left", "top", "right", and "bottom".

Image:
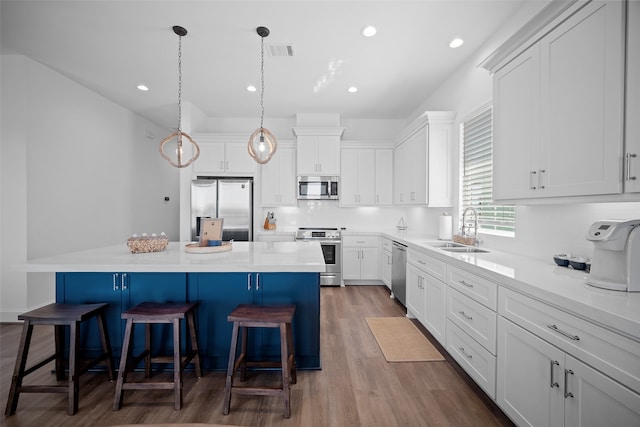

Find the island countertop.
[{"left": 27, "top": 241, "right": 326, "bottom": 273}]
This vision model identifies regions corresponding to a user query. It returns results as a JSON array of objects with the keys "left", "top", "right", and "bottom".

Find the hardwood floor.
[{"left": 1, "top": 285, "right": 514, "bottom": 427}]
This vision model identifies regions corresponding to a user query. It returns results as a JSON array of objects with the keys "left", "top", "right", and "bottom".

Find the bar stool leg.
[
  {"left": 286, "top": 322, "right": 296, "bottom": 384},
  {"left": 172, "top": 318, "right": 182, "bottom": 410},
  {"left": 223, "top": 321, "right": 240, "bottom": 415},
  {"left": 186, "top": 311, "right": 202, "bottom": 378},
  {"left": 4, "top": 321, "right": 34, "bottom": 416},
  {"left": 113, "top": 318, "right": 134, "bottom": 411},
  {"left": 239, "top": 326, "right": 248, "bottom": 382},
  {"left": 280, "top": 323, "right": 291, "bottom": 418},
  {"left": 54, "top": 324, "right": 65, "bottom": 382},
  {"left": 96, "top": 312, "right": 115, "bottom": 381},
  {"left": 68, "top": 321, "right": 80, "bottom": 415}
]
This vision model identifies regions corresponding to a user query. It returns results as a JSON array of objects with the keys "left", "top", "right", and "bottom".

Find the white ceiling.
[{"left": 1, "top": 0, "right": 534, "bottom": 129}]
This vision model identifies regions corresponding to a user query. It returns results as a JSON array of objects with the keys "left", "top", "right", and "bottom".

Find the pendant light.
[
  {"left": 248, "top": 26, "right": 277, "bottom": 164},
  {"left": 159, "top": 26, "right": 200, "bottom": 168}
]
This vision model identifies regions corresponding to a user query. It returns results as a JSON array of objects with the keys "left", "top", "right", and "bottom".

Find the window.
[{"left": 460, "top": 105, "right": 515, "bottom": 236}]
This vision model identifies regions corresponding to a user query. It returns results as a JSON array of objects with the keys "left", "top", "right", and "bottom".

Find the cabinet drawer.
[
  {"left": 499, "top": 287, "right": 640, "bottom": 393},
  {"left": 407, "top": 250, "right": 445, "bottom": 281},
  {"left": 447, "top": 266, "right": 497, "bottom": 310},
  {"left": 447, "top": 287, "right": 497, "bottom": 355},
  {"left": 342, "top": 235, "right": 379, "bottom": 247},
  {"left": 381, "top": 238, "right": 392, "bottom": 252},
  {"left": 446, "top": 320, "right": 496, "bottom": 399}
]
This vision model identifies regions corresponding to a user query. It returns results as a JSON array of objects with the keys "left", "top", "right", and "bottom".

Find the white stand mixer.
[{"left": 585, "top": 219, "right": 640, "bottom": 292}]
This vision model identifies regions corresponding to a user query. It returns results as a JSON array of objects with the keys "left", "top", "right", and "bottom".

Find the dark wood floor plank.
[{"left": 1, "top": 285, "right": 514, "bottom": 426}]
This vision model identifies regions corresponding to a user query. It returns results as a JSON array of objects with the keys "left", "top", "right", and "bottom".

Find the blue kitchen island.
[{"left": 27, "top": 241, "right": 325, "bottom": 370}]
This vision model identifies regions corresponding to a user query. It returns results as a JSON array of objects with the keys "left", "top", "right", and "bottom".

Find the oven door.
[{"left": 319, "top": 241, "right": 341, "bottom": 286}]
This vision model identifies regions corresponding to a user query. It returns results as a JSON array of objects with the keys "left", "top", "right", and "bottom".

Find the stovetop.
[{"left": 295, "top": 227, "right": 342, "bottom": 240}]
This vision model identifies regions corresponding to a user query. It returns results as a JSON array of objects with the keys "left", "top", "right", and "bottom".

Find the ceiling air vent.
[{"left": 267, "top": 44, "right": 294, "bottom": 57}]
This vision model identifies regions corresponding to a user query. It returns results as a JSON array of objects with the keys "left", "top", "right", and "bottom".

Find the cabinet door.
[
  {"left": 342, "top": 247, "right": 362, "bottom": 280},
  {"left": 340, "top": 149, "right": 359, "bottom": 206},
  {"left": 193, "top": 142, "right": 226, "bottom": 173},
  {"left": 316, "top": 135, "right": 341, "bottom": 175},
  {"left": 375, "top": 149, "right": 393, "bottom": 205},
  {"left": 393, "top": 140, "right": 409, "bottom": 204},
  {"left": 540, "top": 0, "right": 624, "bottom": 197},
  {"left": 57, "top": 272, "right": 123, "bottom": 355},
  {"left": 409, "top": 127, "right": 427, "bottom": 204},
  {"left": 406, "top": 263, "right": 425, "bottom": 321},
  {"left": 381, "top": 249, "right": 392, "bottom": 288},
  {"left": 357, "top": 149, "right": 376, "bottom": 205},
  {"left": 261, "top": 146, "right": 296, "bottom": 206},
  {"left": 493, "top": 44, "right": 540, "bottom": 201},
  {"left": 224, "top": 143, "right": 255, "bottom": 174},
  {"left": 359, "top": 247, "right": 379, "bottom": 280},
  {"left": 625, "top": 0, "right": 640, "bottom": 193},
  {"left": 423, "top": 274, "right": 446, "bottom": 345},
  {"left": 296, "top": 135, "right": 319, "bottom": 175},
  {"left": 564, "top": 355, "right": 640, "bottom": 427},
  {"left": 497, "top": 316, "right": 565, "bottom": 427}
]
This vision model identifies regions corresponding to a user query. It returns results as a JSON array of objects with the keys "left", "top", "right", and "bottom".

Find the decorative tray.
[{"left": 184, "top": 242, "right": 232, "bottom": 254}]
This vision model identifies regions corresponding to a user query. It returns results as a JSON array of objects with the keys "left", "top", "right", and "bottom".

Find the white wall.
[{"left": 0, "top": 55, "right": 178, "bottom": 321}]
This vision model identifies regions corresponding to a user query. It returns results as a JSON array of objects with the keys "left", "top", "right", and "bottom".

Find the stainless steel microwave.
[{"left": 297, "top": 176, "right": 339, "bottom": 200}]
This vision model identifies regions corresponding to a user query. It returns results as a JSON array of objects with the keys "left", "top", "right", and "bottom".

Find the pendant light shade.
[
  {"left": 248, "top": 26, "right": 277, "bottom": 164},
  {"left": 159, "top": 25, "right": 200, "bottom": 168}
]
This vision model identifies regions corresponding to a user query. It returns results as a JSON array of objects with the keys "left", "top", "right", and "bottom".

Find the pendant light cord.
[
  {"left": 177, "top": 34, "right": 183, "bottom": 132},
  {"left": 260, "top": 34, "right": 265, "bottom": 131}
]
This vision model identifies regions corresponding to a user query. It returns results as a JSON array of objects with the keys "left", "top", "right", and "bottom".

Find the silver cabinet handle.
[
  {"left": 113, "top": 273, "right": 120, "bottom": 291},
  {"left": 459, "top": 311, "right": 473, "bottom": 321},
  {"left": 356, "top": 240, "right": 366, "bottom": 244},
  {"left": 547, "top": 324, "right": 580, "bottom": 341},
  {"left": 564, "top": 369, "right": 574, "bottom": 398},
  {"left": 459, "top": 280, "right": 474, "bottom": 288},
  {"left": 627, "top": 153, "right": 638, "bottom": 181},
  {"left": 459, "top": 347, "right": 473, "bottom": 359},
  {"left": 121, "top": 273, "right": 128, "bottom": 291},
  {"left": 550, "top": 360, "right": 560, "bottom": 388},
  {"left": 529, "top": 170, "right": 537, "bottom": 190},
  {"left": 247, "top": 273, "right": 252, "bottom": 291},
  {"left": 539, "top": 169, "right": 546, "bottom": 189},
  {"left": 256, "top": 273, "right": 260, "bottom": 291},
  {"left": 225, "top": 161, "right": 229, "bottom": 170},
  {"left": 220, "top": 161, "right": 224, "bottom": 170},
  {"left": 417, "top": 260, "right": 426, "bottom": 265}
]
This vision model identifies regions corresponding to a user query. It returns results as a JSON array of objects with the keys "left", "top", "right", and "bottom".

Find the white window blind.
[{"left": 461, "top": 106, "right": 515, "bottom": 235}]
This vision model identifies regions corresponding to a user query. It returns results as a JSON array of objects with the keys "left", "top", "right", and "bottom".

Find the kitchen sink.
[
  {"left": 425, "top": 242, "right": 466, "bottom": 248},
  {"left": 441, "top": 247, "right": 490, "bottom": 253}
]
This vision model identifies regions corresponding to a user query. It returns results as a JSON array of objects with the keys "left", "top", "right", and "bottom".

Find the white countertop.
[
  {"left": 379, "top": 230, "right": 640, "bottom": 343},
  {"left": 26, "top": 241, "right": 326, "bottom": 273}
]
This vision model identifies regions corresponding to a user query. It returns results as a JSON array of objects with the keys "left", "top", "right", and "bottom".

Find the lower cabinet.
[
  {"left": 188, "top": 272, "right": 320, "bottom": 370},
  {"left": 342, "top": 235, "right": 380, "bottom": 281},
  {"left": 497, "top": 316, "right": 640, "bottom": 427}
]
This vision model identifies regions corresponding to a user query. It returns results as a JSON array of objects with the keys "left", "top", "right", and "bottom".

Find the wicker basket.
[{"left": 127, "top": 236, "right": 169, "bottom": 254}]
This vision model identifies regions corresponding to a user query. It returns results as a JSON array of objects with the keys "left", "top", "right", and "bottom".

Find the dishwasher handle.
[{"left": 392, "top": 241, "right": 407, "bottom": 251}]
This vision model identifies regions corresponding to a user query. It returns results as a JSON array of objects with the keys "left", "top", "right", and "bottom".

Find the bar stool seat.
[
  {"left": 223, "top": 304, "right": 296, "bottom": 418},
  {"left": 113, "top": 302, "right": 202, "bottom": 411},
  {"left": 4, "top": 303, "right": 115, "bottom": 416}
]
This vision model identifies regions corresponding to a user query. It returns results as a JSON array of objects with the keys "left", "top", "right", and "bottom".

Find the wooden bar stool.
[
  {"left": 223, "top": 304, "right": 296, "bottom": 418},
  {"left": 4, "top": 303, "right": 115, "bottom": 416},
  {"left": 113, "top": 302, "right": 202, "bottom": 411}
]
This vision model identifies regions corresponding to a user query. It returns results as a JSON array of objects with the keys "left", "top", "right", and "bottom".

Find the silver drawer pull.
[
  {"left": 547, "top": 324, "right": 580, "bottom": 341},
  {"left": 459, "top": 347, "right": 473, "bottom": 359},
  {"left": 418, "top": 260, "right": 426, "bottom": 265},
  {"left": 459, "top": 311, "right": 473, "bottom": 321},
  {"left": 549, "top": 360, "right": 560, "bottom": 388},
  {"left": 564, "top": 369, "right": 574, "bottom": 398},
  {"left": 459, "top": 280, "right": 474, "bottom": 288}
]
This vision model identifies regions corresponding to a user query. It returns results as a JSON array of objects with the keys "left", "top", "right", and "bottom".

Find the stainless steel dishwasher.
[{"left": 391, "top": 241, "right": 407, "bottom": 306}]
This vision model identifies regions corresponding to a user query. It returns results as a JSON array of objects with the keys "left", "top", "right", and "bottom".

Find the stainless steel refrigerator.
[{"left": 190, "top": 178, "right": 253, "bottom": 242}]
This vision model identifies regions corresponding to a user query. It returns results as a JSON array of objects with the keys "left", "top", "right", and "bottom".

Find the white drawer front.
[
  {"left": 447, "top": 287, "right": 497, "bottom": 355},
  {"left": 408, "top": 250, "right": 445, "bottom": 281},
  {"left": 447, "top": 266, "right": 497, "bottom": 310},
  {"left": 382, "top": 238, "right": 392, "bottom": 252},
  {"left": 343, "top": 235, "right": 379, "bottom": 247},
  {"left": 446, "top": 320, "right": 496, "bottom": 399},
  {"left": 499, "top": 287, "right": 640, "bottom": 393}
]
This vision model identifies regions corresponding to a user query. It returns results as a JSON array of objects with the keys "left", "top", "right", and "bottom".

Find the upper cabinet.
[
  {"left": 484, "top": 1, "right": 629, "bottom": 202},
  {"left": 260, "top": 144, "right": 297, "bottom": 207},
  {"left": 626, "top": 0, "right": 640, "bottom": 193},
  {"left": 340, "top": 147, "right": 392, "bottom": 207},
  {"left": 293, "top": 127, "right": 344, "bottom": 176},
  {"left": 393, "top": 112, "right": 455, "bottom": 206},
  {"left": 191, "top": 134, "right": 256, "bottom": 175}
]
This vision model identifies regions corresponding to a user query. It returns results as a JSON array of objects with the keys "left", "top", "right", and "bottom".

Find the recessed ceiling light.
[
  {"left": 246, "top": 85, "right": 257, "bottom": 92},
  {"left": 362, "top": 26, "right": 377, "bottom": 37},
  {"left": 348, "top": 86, "right": 358, "bottom": 93},
  {"left": 137, "top": 84, "right": 149, "bottom": 91},
  {"left": 449, "top": 38, "right": 464, "bottom": 48}
]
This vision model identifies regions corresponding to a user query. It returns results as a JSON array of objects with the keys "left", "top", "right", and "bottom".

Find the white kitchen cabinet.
[
  {"left": 260, "top": 145, "right": 296, "bottom": 206},
  {"left": 381, "top": 238, "right": 392, "bottom": 288},
  {"left": 406, "top": 249, "right": 447, "bottom": 345},
  {"left": 393, "top": 112, "right": 454, "bottom": 206},
  {"left": 191, "top": 135, "right": 256, "bottom": 175},
  {"left": 625, "top": 0, "right": 640, "bottom": 193},
  {"left": 342, "top": 235, "right": 380, "bottom": 281},
  {"left": 497, "top": 316, "right": 640, "bottom": 427},
  {"left": 340, "top": 148, "right": 392, "bottom": 206},
  {"left": 293, "top": 128, "right": 343, "bottom": 176},
  {"left": 490, "top": 1, "right": 625, "bottom": 202}
]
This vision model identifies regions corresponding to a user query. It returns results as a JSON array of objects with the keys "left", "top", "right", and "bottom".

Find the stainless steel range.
[{"left": 295, "top": 227, "right": 342, "bottom": 286}]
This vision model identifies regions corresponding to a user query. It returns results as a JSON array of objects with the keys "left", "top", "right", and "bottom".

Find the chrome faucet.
[{"left": 461, "top": 207, "right": 479, "bottom": 246}]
